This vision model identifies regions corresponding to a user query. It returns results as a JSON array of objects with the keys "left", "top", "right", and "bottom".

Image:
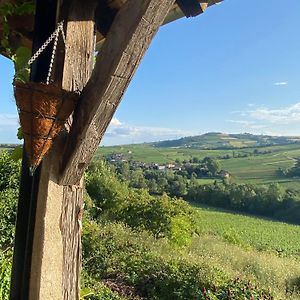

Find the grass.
[
  {"left": 220, "top": 147, "right": 300, "bottom": 189},
  {"left": 189, "top": 205, "right": 300, "bottom": 298},
  {"left": 96, "top": 145, "right": 237, "bottom": 163},
  {"left": 194, "top": 204, "right": 300, "bottom": 258},
  {"left": 85, "top": 220, "right": 300, "bottom": 299},
  {"left": 188, "top": 235, "right": 300, "bottom": 299}
]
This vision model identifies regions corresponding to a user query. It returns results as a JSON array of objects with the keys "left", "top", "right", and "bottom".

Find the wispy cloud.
[
  {"left": 228, "top": 102, "right": 300, "bottom": 136},
  {"left": 103, "top": 118, "right": 195, "bottom": 145},
  {"left": 227, "top": 119, "right": 266, "bottom": 130},
  {"left": 249, "top": 103, "right": 300, "bottom": 124},
  {"left": 273, "top": 81, "right": 288, "bottom": 86},
  {"left": 227, "top": 119, "right": 253, "bottom": 126}
]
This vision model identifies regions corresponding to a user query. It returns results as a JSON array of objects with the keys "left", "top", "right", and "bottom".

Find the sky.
[{"left": 1, "top": 0, "right": 300, "bottom": 145}]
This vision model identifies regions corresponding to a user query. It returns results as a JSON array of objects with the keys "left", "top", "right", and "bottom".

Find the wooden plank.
[{"left": 59, "top": 0, "right": 176, "bottom": 185}]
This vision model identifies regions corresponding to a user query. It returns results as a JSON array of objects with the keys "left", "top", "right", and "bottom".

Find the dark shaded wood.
[
  {"left": 95, "top": 0, "right": 118, "bottom": 36},
  {"left": 60, "top": 0, "right": 176, "bottom": 185},
  {"left": 10, "top": 1, "right": 58, "bottom": 299},
  {"left": 176, "top": 0, "right": 203, "bottom": 17}
]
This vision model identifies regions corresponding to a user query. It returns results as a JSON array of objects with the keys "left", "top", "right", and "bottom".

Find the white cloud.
[
  {"left": 106, "top": 124, "right": 192, "bottom": 138},
  {"left": 103, "top": 119, "right": 195, "bottom": 145},
  {"left": 273, "top": 82, "right": 288, "bottom": 86},
  {"left": 249, "top": 103, "right": 300, "bottom": 124},
  {"left": 228, "top": 102, "right": 300, "bottom": 136},
  {"left": 110, "top": 117, "right": 122, "bottom": 127}
]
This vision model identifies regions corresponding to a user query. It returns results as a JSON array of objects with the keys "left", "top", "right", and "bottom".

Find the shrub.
[
  {"left": 0, "top": 249, "right": 12, "bottom": 300},
  {"left": 0, "top": 189, "right": 18, "bottom": 249},
  {"left": 0, "top": 151, "right": 20, "bottom": 192},
  {"left": 85, "top": 161, "right": 197, "bottom": 242}
]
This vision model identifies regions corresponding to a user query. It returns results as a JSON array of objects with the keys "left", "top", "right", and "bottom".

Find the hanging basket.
[{"left": 15, "top": 81, "right": 79, "bottom": 172}]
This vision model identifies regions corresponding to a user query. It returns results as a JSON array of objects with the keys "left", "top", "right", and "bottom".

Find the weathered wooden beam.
[
  {"left": 10, "top": 0, "right": 58, "bottom": 299},
  {"left": 28, "top": 0, "right": 96, "bottom": 299},
  {"left": 60, "top": 0, "right": 175, "bottom": 185}
]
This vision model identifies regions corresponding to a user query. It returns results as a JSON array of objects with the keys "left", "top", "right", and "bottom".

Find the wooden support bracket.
[{"left": 59, "top": 0, "right": 176, "bottom": 185}]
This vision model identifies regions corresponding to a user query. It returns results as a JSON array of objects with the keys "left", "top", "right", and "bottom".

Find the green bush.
[
  {"left": 81, "top": 283, "right": 127, "bottom": 300},
  {"left": 0, "top": 189, "right": 18, "bottom": 249},
  {"left": 123, "top": 254, "right": 226, "bottom": 300},
  {"left": 0, "top": 152, "right": 19, "bottom": 250},
  {"left": 0, "top": 249, "right": 12, "bottom": 300},
  {"left": 82, "top": 220, "right": 274, "bottom": 300},
  {"left": 85, "top": 161, "right": 196, "bottom": 243},
  {"left": 0, "top": 151, "right": 20, "bottom": 192}
]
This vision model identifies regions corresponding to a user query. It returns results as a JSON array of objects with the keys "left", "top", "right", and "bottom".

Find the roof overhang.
[{"left": 0, "top": 0, "right": 223, "bottom": 58}]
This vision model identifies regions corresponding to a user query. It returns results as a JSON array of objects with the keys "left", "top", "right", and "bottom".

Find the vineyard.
[{"left": 194, "top": 205, "right": 300, "bottom": 258}]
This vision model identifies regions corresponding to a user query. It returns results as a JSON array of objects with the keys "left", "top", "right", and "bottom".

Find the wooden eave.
[{"left": 0, "top": 0, "right": 222, "bottom": 58}]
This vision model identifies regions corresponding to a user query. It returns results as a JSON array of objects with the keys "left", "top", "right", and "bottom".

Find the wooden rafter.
[
  {"left": 0, "top": 0, "right": 223, "bottom": 57},
  {"left": 59, "top": 0, "right": 176, "bottom": 185}
]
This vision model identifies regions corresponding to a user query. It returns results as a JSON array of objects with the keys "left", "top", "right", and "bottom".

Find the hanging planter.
[
  {"left": 15, "top": 82, "right": 78, "bottom": 172},
  {"left": 14, "top": 21, "right": 79, "bottom": 174}
]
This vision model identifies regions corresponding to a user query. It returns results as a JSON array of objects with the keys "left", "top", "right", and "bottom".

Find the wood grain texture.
[
  {"left": 61, "top": 182, "right": 84, "bottom": 300},
  {"left": 29, "top": 0, "right": 96, "bottom": 299},
  {"left": 60, "top": 1, "right": 96, "bottom": 299},
  {"left": 60, "top": 0, "right": 176, "bottom": 185}
]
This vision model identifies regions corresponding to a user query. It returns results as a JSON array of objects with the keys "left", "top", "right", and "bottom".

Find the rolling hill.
[{"left": 152, "top": 132, "right": 300, "bottom": 149}]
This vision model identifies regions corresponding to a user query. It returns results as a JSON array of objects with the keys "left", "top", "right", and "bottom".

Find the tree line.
[
  {"left": 109, "top": 158, "right": 300, "bottom": 225},
  {"left": 186, "top": 181, "right": 300, "bottom": 224}
]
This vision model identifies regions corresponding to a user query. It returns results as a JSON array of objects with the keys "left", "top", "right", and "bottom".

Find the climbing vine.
[{"left": 0, "top": 1, "right": 35, "bottom": 81}]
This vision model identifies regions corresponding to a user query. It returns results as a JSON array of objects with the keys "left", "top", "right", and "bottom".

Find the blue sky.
[{"left": 1, "top": 0, "right": 300, "bottom": 145}]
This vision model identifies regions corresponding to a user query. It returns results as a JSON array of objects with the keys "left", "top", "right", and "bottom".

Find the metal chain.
[
  {"left": 25, "top": 20, "right": 81, "bottom": 91},
  {"left": 46, "top": 23, "right": 62, "bottom": 84},
  {"left": 27, "top": 21, "right": 64, "bottom": 67}
]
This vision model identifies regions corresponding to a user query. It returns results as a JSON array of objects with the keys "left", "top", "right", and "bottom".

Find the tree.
[{"left": 203, "top": 157, "right": 220, "bottom": 176}]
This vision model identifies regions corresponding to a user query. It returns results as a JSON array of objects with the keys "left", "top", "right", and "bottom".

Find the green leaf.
[
  {"left": 11, "top": 146, "right": 23, "bottom": 161},
  {"left": 17, "top": 127, "right": 23, "bottom": 140},
  {"left": 80, "top": 288, "right": 94, "bottom": 299},
  {"left": 13, "top": 47, "right": 31, "bottom": 82}
]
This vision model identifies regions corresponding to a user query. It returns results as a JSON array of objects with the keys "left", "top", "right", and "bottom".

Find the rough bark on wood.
[
  {"left": 60, "top": 2, "right": 96, "bottom": 298},
  {"left": 60, "top": 0, "right": 176, "bottom": 185},
  {"left": 61, "top": 182, "right": 84, "bottom": 300},
  {"left": 29, "top": 0, "right": 96, "bottom": 299}
]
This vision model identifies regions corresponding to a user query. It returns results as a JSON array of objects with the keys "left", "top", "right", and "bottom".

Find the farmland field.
[
  {"left": 194, "top": 204, "right": 300, "bottom": 258},
  {"left": 96, "top": 144, "right": 234, "bottom": 163},
  {"left": 96, "top": 142, "right": 300, "bottom": 189}
]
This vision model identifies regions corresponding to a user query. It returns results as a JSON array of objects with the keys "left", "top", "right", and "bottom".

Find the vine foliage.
[{"left": 0, "top": 1, "right": 35, "bottom": 81}]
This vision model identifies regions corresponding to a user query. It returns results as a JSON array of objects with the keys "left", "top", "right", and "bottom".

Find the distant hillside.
[{"left": 152, "top": 132, "right": 300, "bottom": 149}]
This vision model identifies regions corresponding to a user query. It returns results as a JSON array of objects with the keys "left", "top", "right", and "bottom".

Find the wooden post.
[
  {"left": 27, "top": 1, "right": 96, "bottom": 299},
  {"left": 10, "top": 1, "right": 58, "bottom": 299}
]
